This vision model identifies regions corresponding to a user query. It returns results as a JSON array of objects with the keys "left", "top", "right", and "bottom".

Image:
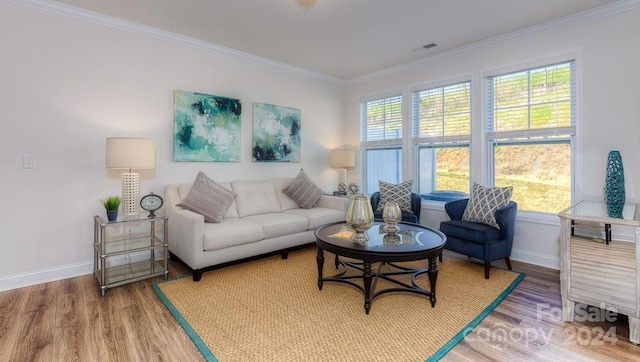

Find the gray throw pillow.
[
  {"left": 377, "top": 180, "right": 413, "bottom": 213},
  {"left": 462, "top": 182, "right": 513, "bottom": 228},
  {"left": 177, "top": 171, "right": 235, "bottom": 223},
  {"left": 283, "top": 169, "right": 323, "bottom": 209}
]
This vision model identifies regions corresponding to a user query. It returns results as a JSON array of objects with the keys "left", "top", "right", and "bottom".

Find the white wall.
[
  {"left": 345, "top": 7, "right": 640, "bottom": 269},
  {"left": 2, "top": 2, "right": 639, "bottom": 291},
  {"left": 0, "top": 2, "right": 346, "bottom": 290}
]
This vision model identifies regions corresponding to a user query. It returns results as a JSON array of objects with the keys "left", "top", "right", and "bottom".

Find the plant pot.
[{"left": 106, "top": 210, "right": 118, "bottom": 222}]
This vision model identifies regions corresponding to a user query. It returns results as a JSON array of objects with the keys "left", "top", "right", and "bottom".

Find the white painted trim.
[
  {"left": 7, "top": 0, "right": 344, "bottom": 84},
  {"left": 0, "top": 261, "right": 92, "bottom": 292},
  {"left": 511, "top": 248, "right": 560, "bottom": 270},
  {"left": 9, "top": 0, "right": 639, "bottom": 84},
  {"left": 0, "top": 250, "right": 168, "bottom": 292},
  {"left": 349, "top": 0, "right": 640, "bottom": 83}
]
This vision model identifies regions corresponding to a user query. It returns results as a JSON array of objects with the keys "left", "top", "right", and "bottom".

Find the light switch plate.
[{"left": 23, "top": 154, "right": 36, "bottom": 169}]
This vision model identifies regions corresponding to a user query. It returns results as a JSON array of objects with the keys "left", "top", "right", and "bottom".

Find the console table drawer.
[{"left": 569, "top": 237, "right": 636, "bottom": 312}]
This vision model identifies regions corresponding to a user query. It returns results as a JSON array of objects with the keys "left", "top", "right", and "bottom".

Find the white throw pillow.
[
  {"left": 177, "top": 172, "right": 235, "bottom": 223},
  {"left": 462, "top": 182, "right": 513, "bottom": 228},
  {"left": 283, "top": 169, "right": 324, "bottom": 209}
]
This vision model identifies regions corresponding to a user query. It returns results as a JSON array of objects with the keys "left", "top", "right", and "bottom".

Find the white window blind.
[
  {"left": 413, "top": 81, "right": 471, "bottom": 144},
  {"left": 360, "top": 95, "right": 402, "bottom": 146},
  {"left": 487, "top": 61, "right": 575, "bottom": 140}
]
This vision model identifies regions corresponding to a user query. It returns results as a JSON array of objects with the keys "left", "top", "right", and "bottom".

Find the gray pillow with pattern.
[
  {"left": 462, "top": 182, "right": 513, "bottom": 228},
  {"left": 177, "top": 171, "right": 235, "bottom": 223},
  {"left": 283, "top": 169, "right": 324, "bottom": 209},
  {"left": 377, "top": 180, "right": 413, "bottom": 213}
]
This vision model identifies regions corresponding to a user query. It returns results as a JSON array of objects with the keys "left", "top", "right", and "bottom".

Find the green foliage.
[
  {"left": 99, "top": 196, "right": 121, "bottom": 211},
  {"left": 435, "top": 142, "right": 571, "bottom": 213}
]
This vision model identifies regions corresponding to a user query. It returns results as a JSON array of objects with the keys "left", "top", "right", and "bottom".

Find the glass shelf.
[
  {"left": 95, "top": 260, "right": 165, "bottom": 286},
  {"left": 93, "top": 214, "right": 168, "bottom": 296}
]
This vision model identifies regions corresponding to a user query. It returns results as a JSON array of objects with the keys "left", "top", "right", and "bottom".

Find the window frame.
[
  {"left": 485, "top": 58, "right": 577, "bottom": 214},
  {"left": 411, "top": 79, "right": 472, "bottom": 197},
  {"left": 359, "top": 91, "right": 404, "bottom": 193}
]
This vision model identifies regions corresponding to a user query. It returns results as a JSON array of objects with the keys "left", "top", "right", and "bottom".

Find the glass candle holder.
[
  {"left": 382, "top": 202, "right": 401, "bottom": 234},
  {"left": 345, "top": 195, "right": 374, "bottom": 244}
]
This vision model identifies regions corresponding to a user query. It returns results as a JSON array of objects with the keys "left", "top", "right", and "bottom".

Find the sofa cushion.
[
  {"left": 275, "top": 177, "right": 299, "bottom": 211},
  {"left": 177, "top": 172, "right": 236, "bottom": 223},
  {"left": 282, "top": 169, "right": 324, "bottom": 209},
  {"left": 203, "top": 218, "right": 264, "bottom": 251},
  {"left": 462, "top": 183, "right": 513, "bottom": 228},
  {"left": 243, "top": 213, "right": 309, "bottom": 239},
  {"left": 377, "top": 180, "right": 413, "bottom": 213},
  {"left": 284, "top": 207, "right": 345, "bottom": 230},
  {"left": 232, "top": 179, "right": 282, "bottom": 217}
]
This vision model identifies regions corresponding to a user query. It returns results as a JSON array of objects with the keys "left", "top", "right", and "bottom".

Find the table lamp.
[
  {"left": 330, "top": 149, "right": 355, "bottom": 196},
  {"left": 105, "top": 137, "right": 155, "bottom": 215}
]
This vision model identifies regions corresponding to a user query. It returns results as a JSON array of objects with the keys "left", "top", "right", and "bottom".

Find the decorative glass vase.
[
  {"left": 345, "top": 195, "right": 374, "bottom": 244},
  {"left": 604, "top": 150, "right": 625, "bottom": 218},
  {"left": 382, "top": 202, "right": 401, "bottom": 234}
]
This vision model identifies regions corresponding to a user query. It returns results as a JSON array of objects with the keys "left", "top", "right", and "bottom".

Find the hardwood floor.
[{"left": 1, "top": 250, "right": 639, "bottom": 361}]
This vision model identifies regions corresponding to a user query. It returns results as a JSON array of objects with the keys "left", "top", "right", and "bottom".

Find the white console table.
[{"left": 558, "top": 200, "right": 640, "bottom": 344}]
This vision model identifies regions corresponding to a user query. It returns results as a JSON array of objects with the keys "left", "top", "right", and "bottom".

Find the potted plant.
[{"left": 100, "top": 195, "right": 121, "bottom": 222}]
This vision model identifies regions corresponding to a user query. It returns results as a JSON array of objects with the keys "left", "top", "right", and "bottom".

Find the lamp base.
[{"left": 121, "top": 172, "right": 140, "bottom": 215}]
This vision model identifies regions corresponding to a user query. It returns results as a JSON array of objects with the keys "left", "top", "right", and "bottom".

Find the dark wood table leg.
[
  {"left": 317, "top": 247, "right": 324, "bottom": 290},
  {"left": 363, "top": 261, "right": 372, "bottom": 314},
  {"left": 427, "top": 256, "right": 438, "bottom": 307}
]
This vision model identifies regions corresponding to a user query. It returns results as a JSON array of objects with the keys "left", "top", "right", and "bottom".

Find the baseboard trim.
[
  {"left": 0, "top": 261, "right": 93, "bottom": 292},
  {"left": 511, "top": 249, "right": 560, "bottom": 270},
  {"left": 0, "top": 250, "right": 170, "bottom": 292},
  {"left": 0, "top": 247, "right": 559, "bottom": 291}
]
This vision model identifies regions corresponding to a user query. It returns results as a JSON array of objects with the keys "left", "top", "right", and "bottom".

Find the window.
[
  {"left": 360, "top": 94, "right": 402, "bottom": 193},
  {"left": 486, "top": 61, "right": 575, "bottom": 213},
  {"left": 412, "top": 81, "right": 471, "bottom": 196}
]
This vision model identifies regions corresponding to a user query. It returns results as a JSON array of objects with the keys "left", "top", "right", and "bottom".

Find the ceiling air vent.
[{"left": 412, "top": 42, "right": 438, "bottom": 52}]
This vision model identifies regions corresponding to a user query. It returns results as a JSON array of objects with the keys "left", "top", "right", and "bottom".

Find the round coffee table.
[{"left": 314, "top": 221, "right": 446, "bottom": 314}]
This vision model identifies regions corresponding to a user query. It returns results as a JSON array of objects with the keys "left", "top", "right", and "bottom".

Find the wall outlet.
[{"left": 23, "top": 154, "right": 36, "bottom": 169}]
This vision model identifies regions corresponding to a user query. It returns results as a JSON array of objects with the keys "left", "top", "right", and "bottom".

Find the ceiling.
[{"left": 52, "top": 0, "right": 622, "bottom": 80}]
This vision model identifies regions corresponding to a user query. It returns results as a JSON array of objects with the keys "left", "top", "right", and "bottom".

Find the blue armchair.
[
  {"left": 370, "top": 191, "right": 422, "bottom": 223},
  {"left": 439, "top": 198, "right": 517, "bottom": 279}
]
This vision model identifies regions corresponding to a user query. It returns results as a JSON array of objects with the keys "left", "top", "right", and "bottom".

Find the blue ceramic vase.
[{"left": 604, "top": 150, "right": 625, "bottom": 218}]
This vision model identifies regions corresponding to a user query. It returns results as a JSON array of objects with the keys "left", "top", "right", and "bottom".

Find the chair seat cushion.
[{"left": 439, "top": 220, "right": 501, "bottom": 243}]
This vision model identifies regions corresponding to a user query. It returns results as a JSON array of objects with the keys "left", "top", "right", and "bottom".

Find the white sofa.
[{"left": 165, "top": 177, "right": 348, "bottom": 281}]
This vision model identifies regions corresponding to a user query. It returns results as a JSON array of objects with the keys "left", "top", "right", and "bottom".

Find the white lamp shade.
[
  {"left": 105, "top": 137, "right": 155, "bottom": 169},
  {"left": 330, "top": 149, "right": 355, "bottom": 169}
]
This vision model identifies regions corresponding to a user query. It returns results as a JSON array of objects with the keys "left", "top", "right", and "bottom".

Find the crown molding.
[
  {"left": 7, "top": 0, "right": 346, "bottom": 85},
  {"left": 348, "top": 0, "right": 640, "bottom": 84},
  {"left": 8, "top": 0, "right": 639, "bottom": 85}
]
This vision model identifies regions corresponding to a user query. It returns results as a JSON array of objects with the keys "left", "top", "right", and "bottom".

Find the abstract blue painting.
[
  {"left": 174, "top": 90, "right": 241, "bottom": 162},
  {"left": 252, "top": 102, "right": 301, "bottom": 162}
]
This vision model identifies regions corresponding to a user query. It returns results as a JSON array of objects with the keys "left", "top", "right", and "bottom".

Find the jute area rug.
[{"left": 153, "top": 247, "right": 524, "bottom": 361}]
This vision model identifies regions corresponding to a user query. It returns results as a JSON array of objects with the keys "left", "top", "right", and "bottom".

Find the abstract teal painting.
[
  {"left": 174, "top": 90, "right": 241, "bottom": 162},
  {"left": 252, "top": 102, "right": 301, "bottom": 162}
]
